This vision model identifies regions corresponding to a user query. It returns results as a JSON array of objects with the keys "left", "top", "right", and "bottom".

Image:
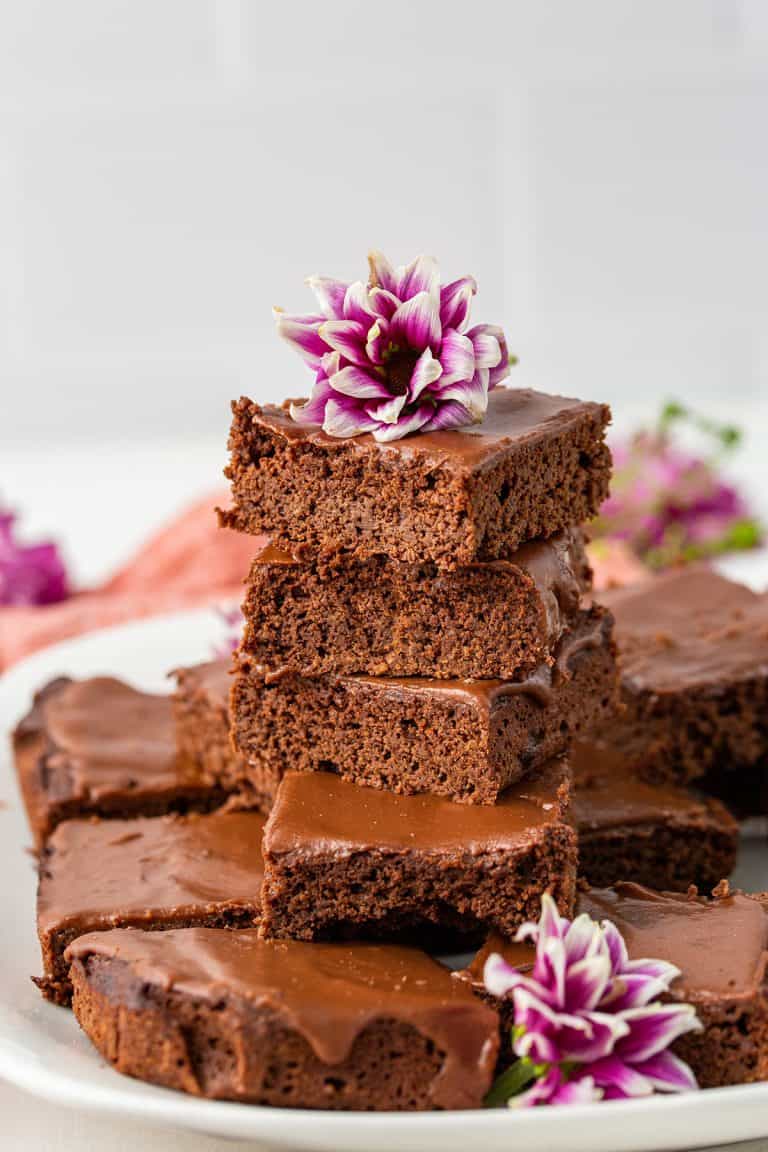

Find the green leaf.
[{"left": 484, "top": 1058, "right": 539, "bottom": 1107}]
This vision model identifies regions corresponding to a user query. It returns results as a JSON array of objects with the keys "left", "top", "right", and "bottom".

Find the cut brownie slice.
[
  {"left": 600, "top": 567, "right": 768, "bottom": 801},
  {"left": 37, "top": 809, "right": 265, "bottom": 1005},
  {"left": 223, "top": 385, "right": 611, "bottom": 565},
  {"left": 572, "top": 738, "right": 739, "bottom": 891},
  {"left": 13, "top": 677, "right": 230, "bottom": 847},
  {"left": 462, "top": 883, "right": 768, "bottom": 1089},
  {"left": 240, "top": 528, "right": 592, "bottom": 680},
  {"left": 66, "top": 928, "right": 499, "bottom": 1109},
  {"left": 171, "top": 659, "right": 259, "bottom": 801},
  {"left": 260, "top": 758, "right": 577, "bottom": 943},
  {"left": 232, "top": 607, "right": 617, "bottom": 805}
]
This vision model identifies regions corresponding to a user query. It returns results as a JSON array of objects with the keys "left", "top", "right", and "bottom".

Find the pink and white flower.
[
  {"left": 274, "top": 251, "right": 511, "bottom": 441},
  {"left": 0, "top": 509, "right": 69, "bottom": 607},
  {"left": 484, "top": 894, "right": 701, "bottom": 1107}
]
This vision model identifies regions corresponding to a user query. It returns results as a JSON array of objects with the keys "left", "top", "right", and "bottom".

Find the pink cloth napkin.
[{"left": 0, "top": 495, "right": 265, "bottom": 672}]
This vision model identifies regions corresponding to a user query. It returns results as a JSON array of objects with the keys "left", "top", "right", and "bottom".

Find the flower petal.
[
  {"left": 329, "top": 364, "right": 390, "bottom": 400},
  {"left": 550, "top": 1073, "right": 603, "bottom": 1106},
  {"left": 439, "top": 329, "right": 475, "bottom": 387},
  {"left": 322, "top": 396, "right": 378, "bottom": 438},
  {"left": 589, "top": 1055, "right": 653, "bottom": 1098},
  {"left": 633, "top": 1050, "right": 699, "bottom": 1093},
  {"left": 368, "top": 286, "right": 401, "bottom": 320},
  {"left": 409, "top": 347, "right": 443, "bottom": 401},
  {"left": 365, "top": 319, "right": 388, "bottom": 366},
  {"left": 438, "top": 369, "right": 489, "bottom": 420},
  {"left": 564, "top": 954, "right": 612, "bottom": 1013},
  {"left": 289, "top": 377, "right": 335, "bottom": 425},
  {"left": 366, "top": 392, "right": 407, "bottom": 425},
  {"left": 306, "top": 275, "right": 348, "bottom": 319},
  {"left": 468, "top": 323, "right": 503, "bottom": 369},
  {"left": 343, "top": 280, "right": 377, "bottom": 325},
  {"left": 274, "top": 309, "right": 328, "bottom": 369},
  {"left": 483, "top": 953, "right": 528, "bottom": 999},
  {"left": 319, "top": 319, "right": 370, "bottom": 367},
  {"left": 440, "top": 275, "right": 477, "bottom": 331},
  {"left": 395, "top": 253, "right": 440, "bottom": 300},
  {"left": 371, "top": 403, "right": 433, "bottom": 442},
  {"left": 557, "top": 1010, "right": 630, "bottom": 1063},
  {"left": 367, "top": 249, "right": 397, "bottom": 293},
  {"left": 488, "top": 325, "right": 512, "bottom": 388},
  {"left": 390, "top": 291, "right": 441, "bottom": 351},
  {"left": 617, "top": 1004, "right": 701, "bottom": 1063}
]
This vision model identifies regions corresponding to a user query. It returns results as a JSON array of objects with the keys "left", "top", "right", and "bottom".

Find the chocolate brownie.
[
  {"left": 13, "top": 678, "right": 228, "bottom": 847},
  {"left": 600, "top": 568, "right": 768, "bottom": 799},
  {"left": 36, "top": 810, "right": 265, "bottom": 1005},
  {"left": 232, "top": 607, "right": 617, "bottom": 805},
  {"left": 171, "top": 659, "right": 256, "bottom": 801},
  {"left": 463, "top": 883, "right": 768, "bottom": 1089},
  {"left": 66, "top": 928, "right": 499, "bottom": 1109},
  {"left": 222, "top": 386, "right": 611, "bottom": 566},
  {"left": 572, "top": 738, "right": 739, "bottom": 891},
  {"left": 260, "top": 758, "right": 576, "bottom": 943},
  {"left": 240, "top": 528, "right": 592, "bottom": 680}
]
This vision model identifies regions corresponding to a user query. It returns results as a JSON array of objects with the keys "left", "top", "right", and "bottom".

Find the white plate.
[{"left": 1, "top": 607, "right": 768, "bottom": 1152}]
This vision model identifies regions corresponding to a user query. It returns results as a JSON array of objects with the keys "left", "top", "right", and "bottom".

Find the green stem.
[{"left": 484, "top": 1058, "right": 539, "bottom": 1107}]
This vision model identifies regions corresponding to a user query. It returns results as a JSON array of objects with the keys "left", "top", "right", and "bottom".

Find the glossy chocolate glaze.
[
  {"left": 465, "top": 884, "right": 768, "bottom": 1000},
  {"left": 39, "top": 810, "right": 266, "bottom": 937},
  {"left": 66, "top": 927, "right": 499, "bottom": 1107},
  {"left": 252, "top": 386, "right": 606, "bottom": 471},
  {"left": 38, "top": 678, "right": 205, "bottom": 802},
  {"left": 346, "top": 608, "right": 610, "bottom": 711},
  {"left": 572, "top": 739, "right": 719, "bottom": 830},
  {"left": 602, "top": 567, "right": 768, "bottom": 693},
  {"left": 580, "top": 884, "right": 768, "bottom": 998},
  {"left": 264, "top": 757, "right": 570, "bottom": 857}
]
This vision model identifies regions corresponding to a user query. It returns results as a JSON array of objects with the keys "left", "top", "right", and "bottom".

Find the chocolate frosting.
[
  {"left": 253, "top": 386, "right": 606, "bottom": 471},
  {"left": 580, "top": 884, "right": 768, "bottom": 998},
  {"left": 66, "top": 927, "right": 499, "bottom": 1108},
  {"left": 264, "top": 757, "right": 570, "bottom": 857},
  {"left": 40, "top": 678, "right": 205, "bottom": 802},
  {"left": 345, "top": 608, "right": 609, "bottom": 711},
  {"left": 465, "top": 884, "right": 768, "bottom": 1000},
  {"left": 572, "top": 739, "right": 718, "bottom": 830},
  {"left": 462, "top": 931, "right": 533, "bottom": 989},
  {"left": 602, "top": 567, "right": 768, "bottom": 693},
  {"left": 39, "top": 810, "right": 266, "bottom": 936}
]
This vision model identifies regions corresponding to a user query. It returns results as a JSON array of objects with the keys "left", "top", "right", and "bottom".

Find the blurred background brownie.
[
  {"left": 573, "top": 738, "right": 739, "bottom": 891},
  {"left": 37, "top": 809, "right": 265, "bottom": 1005},
  {"left": 171, "top": 659, "right": 251, "bottom": 796},
  {"left": 260, "top": 760, "right": 576, "bottom": 942},
  {"left": 13, "top": 677, "right": 229, "bottom": 847},
  {"left": 232, "top": 607, "right": 617, "bottom": 806},
  {"left": 239, "top": 528, "right": 591, "bottom": 680},
  {"left": 66, "top": 928, "right": 499, "bottom": 1110},
  {"left": 223, "top": 387, "right": 611, "bottom": 566},
  {"left": 600, "top": 568, "right": 768, "bottom": 808}
]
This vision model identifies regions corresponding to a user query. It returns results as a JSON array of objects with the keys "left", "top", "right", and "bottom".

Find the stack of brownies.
[
  {"left": 14, "top": 380, "right": 768, "bottom": 1108},
  {"left": 221, "top": 385, "right": 619, "bottom": 942}
]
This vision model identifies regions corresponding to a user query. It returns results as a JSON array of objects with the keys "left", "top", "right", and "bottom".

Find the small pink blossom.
[
  {"left": 0, "top": 510, "right": 69, "bottom": 606},
  {"left": 211, "top": 605, "right": 242, "bottom": 660},
  {"left": 274, "top": 251, "right": 511, "bottom": 441},
  {"left": 484, "top": 894, "right": 701, "bottom": 1107}
]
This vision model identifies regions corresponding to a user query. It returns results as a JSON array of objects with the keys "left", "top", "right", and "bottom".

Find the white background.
[{"left": 1, "top": 0, "right": 767, "bottom": 451}]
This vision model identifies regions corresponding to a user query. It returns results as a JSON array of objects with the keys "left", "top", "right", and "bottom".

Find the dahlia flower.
[
  {"left": 593, "top": 402, "right": 761, "bottom": 569},
  {"left": 274, "top": 251, "right": 511, "bottom": 441},
  {"left": 484, "top": 894, "right": 701, "bottom": 1107},
  {"left": 0, "top": 509, "right": 69, "bottom": 606}
]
